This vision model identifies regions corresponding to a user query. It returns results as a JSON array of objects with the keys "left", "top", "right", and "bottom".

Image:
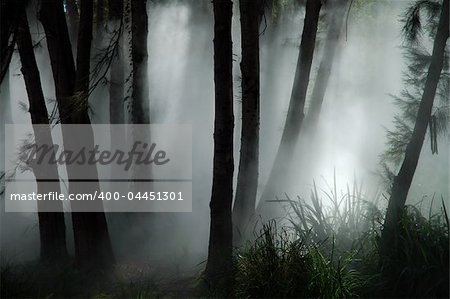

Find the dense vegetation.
[{"left": 0, "top": 0, "right": 448, "bottom": 297}]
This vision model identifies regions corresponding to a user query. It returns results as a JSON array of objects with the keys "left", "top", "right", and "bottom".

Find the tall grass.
[
  {"left": 236, "top": 176, "right": 449, "bottom": 298},
  {"left": 234, "top": 221, "right": 362, "bottom": 298}
]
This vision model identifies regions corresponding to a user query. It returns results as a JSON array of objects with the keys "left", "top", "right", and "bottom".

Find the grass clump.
[
  {"left": 237, "top": 177, "right": 449, "bottom": 298},
  {"left": 235, "top": 222, "right": 310, "bottom": 298},
  {"left": 375, "top": 204, "right": 449, "bottom": 298},
  {"left": 235, "top": 221, "right": 362, "bottom": 298}
]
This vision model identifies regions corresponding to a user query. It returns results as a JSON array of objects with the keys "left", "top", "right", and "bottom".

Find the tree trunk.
[
  {"left": 131, "top": 0, "right": 149, "bottom": 124},
  {"left": 95, "top": 0, "right": 104, "bottom": 46},
  {"left": 17, "top": 5, "right": 68, "bottom": 263},
  {"left": 233, "top": 0, "right": 263, "bottom": 243},
  {"left": 381, "top": 0, "right": 449, "bottom": 255},
  {"left": 258, "top": 0, "right": 322, "bottom": 218},
  {"left": 39, "top": 0, "right": 115, "bottom": 269},
  {"left": 65, "top": 0, "right": 79, "bottom": 55},
  {"left": 205, "top": 0, "right": 234, "bottom": 292},
  {"left": 74, "top": 0, "right": 93, "bottom": 109},
  {"left": 0, "top": 0, "right": 20, "bottom": 84},
  {"left": 304, "top": 0, "right": 348, "bottom": 132},
  {"left": 109, "top": 0, "right": 124, "bottom": 126},
  {"left": 96, "top": 0, "right": 104, "bottom": 32}
]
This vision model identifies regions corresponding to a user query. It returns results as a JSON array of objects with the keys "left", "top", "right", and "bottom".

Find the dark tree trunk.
[
  {"left": 258, "top": 0, "right": 322, "bottom": 217},
  {"left": 0, "top": 69, "right": 11, "bottom": 146},
  {"left": 0, "top": 0, "right": 20, "bottom": 84},
  {"left": 74, "top": 0, "right": 93, "bottom": 108},
  {"left": 16, "top": 5, "right": 68, "bottom": 263},
  {"left": 95, "top": 0, "right": 105, "bottom": 46},
  {"left": 381, "top": 0, "right": 449, "bottom": 255},
  {"left": 65, "top": 0, "right": 79, "bottom": 55},
  {"left": 96, "top": 0, "right": 104, "bottom": 32},
  {"left": 109, "top": 0, "right": 124, "bottom": 126},
  {"left": 304, "top": 0, "right": 348, "bottom": 132},
  {"left": 39, "top": 0, "right": 115, "bottom": 269},
  {"left": 233, "top": 0, "right": 263, "bottom": 243},
  {"left": 205, "top": 0, "right": 234, "bottom": 292},
  {"left": 131, "top": 0, "right": 149, "bottom": 124}
]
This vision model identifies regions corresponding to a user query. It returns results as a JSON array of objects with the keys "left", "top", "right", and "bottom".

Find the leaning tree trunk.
[
  {"left": 233, "top": 0, "right": 263, "bottom": 244},
  {"left": 381, "top": 0, "right": 449, "bottom": 255},
  {"left": 205, "top": 0, "right": 234, "bottom": 293},
  {"left": 304, "top": 0, "right": 348, "bottom": 133},
  {"left": 16, "top": 6, "right": 68, "bottom": 262},
  {"left": 257, "top": 0, "right": 322, "bottom": 218},
  {"left": 39, "top": 0, "right": 114, "bottom": 269}
]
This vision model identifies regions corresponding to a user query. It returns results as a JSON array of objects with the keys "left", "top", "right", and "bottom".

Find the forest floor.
[{"left": 2, "top": 200, "right": 449, "bottom": 298}]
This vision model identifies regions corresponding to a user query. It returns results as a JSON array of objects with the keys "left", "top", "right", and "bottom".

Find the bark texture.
[
  {"left": 131, "top": 0, "right": 149, "bottom": 124},
  {"left": 233, "top": 0, "right": 263, "bottom": 243},
  {"left": 258, "top": 0, "right": 322, "bottom": 217},
  {"left": 304, "top": 0, "right": 348, "bottom": 132},
  {"left": 17, "top": 6, "right": 68, "bottom": 262},
  {"left": 39, "top": 0, "right": 114, "bottom": 269},
  {"left": 1, "top": 0, "right": 21, "bottom": 84},
  {"left": 381, "top": 0, "right": 449, "bottom": 254},
  {"left": 65, "top": 0, "right": 79, "bottom": 54},
  {"left": 205, "top": 0, "right": 234, "bottom": 292},
  {"left": 109, "top": 0, "right": 124, "bottom": 126}
]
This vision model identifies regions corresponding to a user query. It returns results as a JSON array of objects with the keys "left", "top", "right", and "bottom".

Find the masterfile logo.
[{"left": 4, "top": 124, "right": 192, "bottom": 212}]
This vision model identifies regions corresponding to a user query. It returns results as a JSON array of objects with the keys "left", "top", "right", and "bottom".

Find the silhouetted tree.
[
  {"left": 381, "top": 0, "right": 449, "bottom": 255},
  {"left": 0, "top": 0, "right": 21, "bottom": 84},
  {"left": 233, "top": 0, "right": 264, "bottom": 243},
  {"left": 109, "top": 0, "right": 125, "bottom": 126},
  {"left": 96, "top": 0, "right": 105, "bottom": 32},
  {"left": 205, "top": 0, "right": 234, "bottom": 292},
  {"left": 65, "top": 0, "right": 79, "bottom": 54},
  {"left": 74, "top": 0, "right": 93, "bottom": 110},
  {"left": 304, "top": 0, "right": 349, "bottom": 132},
  {"left": 16, "top": 5, "right": 68, "bottom": 262},
  {"left": 258, "top": 0, "right": 322, "bottom": 217},
  {"left": 39, "top": 0, "right": 115, "bottom": 269},
  {"left": 131, "top": 0, "right": 149, "bottom": 124}
]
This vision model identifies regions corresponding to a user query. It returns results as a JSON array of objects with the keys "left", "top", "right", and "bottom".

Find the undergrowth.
[
  {"left": 235, "top": 178, "right": 449, "bottom": 298},
  {"left": 2, "top": 179, "right": 448, "bottom": 298}
]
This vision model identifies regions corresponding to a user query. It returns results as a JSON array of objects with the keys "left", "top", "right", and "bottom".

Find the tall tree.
[
  {"left": 381, "top": 0, "right": 449, "bottom": 254},
  {"left": 233, "top": 0, "right": 263, "bottom": 243},
  {"left": 0, "top": 0, "right": 21, "bottom": 84},
  {"left": 109, "top": 0, "right": 124, "bottom": 126},
  {"left": 95, "top": 0, "right": 105, "bottom": 47},
  {"left": 96, "top": 0, "right": 104, "bottom": 32},
  {"left": 65, "top": 0, "right": 79, "bottom": 55},
  {"left": 131, "top": 0, "right": 149, "bottom": 124},
  {"left": 39, "top": 0, "right": 114, "bottom": 268},
  {"left": 74, "top": 0, "right": 93, "bottom": 110},
  {"left": 16, "top": 5, "right": 68, "bottom": 262},
  {"left": 258, "top": 0, "right": 322, "bottom": 217},
  {"left": 205, "top": 0, "right": 234, "bottom": 292},
  {"left": 304, "top": 0, "right": 349, "bottom": 132}
]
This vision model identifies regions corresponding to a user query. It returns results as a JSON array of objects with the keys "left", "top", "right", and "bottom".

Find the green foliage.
[
  {"left": 402, "top": 0, "right": 442, "bottom": 43},
  {"left": 234, "top": 221, "right": 362, "bottom": 298},
  {"left": 234, "top": 222, "right": 311, "bottom": 298},
  {"left": 277, "top": 176, "right": 383, "bottom": 256},
  {"left": 236, "top": 178, "right": 449, "bottom": 298},
  {"left": 380, "top": 0, "right": 449, "bottom": 184}
]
